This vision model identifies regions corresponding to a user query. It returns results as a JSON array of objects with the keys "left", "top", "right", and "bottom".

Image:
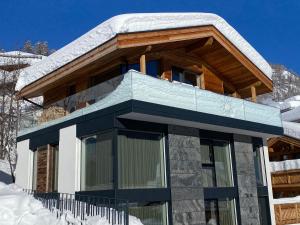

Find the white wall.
[
  {"left": 263, "top": 139, "right": 276, "bottom": 225},
  {"left": 15, "top": 139, "right": 34, "bottom": 189},
  {"left": 58, "top": 125, "right": 81, "bottom": 194}
]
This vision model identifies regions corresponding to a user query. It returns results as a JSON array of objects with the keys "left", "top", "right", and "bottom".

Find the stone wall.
[
  {"left": 233, "top": 134, "right": 261, "bottom": 225},
  {"left": 168, "top": 125, "right": 206, "bottom": 225}
]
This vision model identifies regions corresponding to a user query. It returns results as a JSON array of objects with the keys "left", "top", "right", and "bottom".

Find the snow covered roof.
[
  {"left": 0, "top": 51, "right": 45, "bottom": 67},
  {"left": 16, "top": 13, "right": 272, "bottom": 91},
  {"left": 282, "top": 106, "right": 300, "bottom": 122},
  {"left": 283, "top": 121, "right": 300, "bottom": 140}
]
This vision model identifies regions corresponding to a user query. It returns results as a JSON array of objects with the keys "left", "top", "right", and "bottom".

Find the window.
[
  {"left": 258, "top": 197, "right": 271, "bottom": 225},
  {"left": 81, "top": 132, "right": 113, "bottom": 191},
  {"left": 205, "top": 199, "right": 237, "bottom": 225},
  {"left": 172, "top": 67, "right": 199, "bottom": 86},
  {"left": 32, "top": 145, "right": 58, "bottom": 192},
  {"left": 253, "top": 144, "right": 265, "bottom": 186},
  {"left": 118, "top": 130, "right": 166, "bottom": 189},
  {"left": 32, "top": 150, "right": 38, "bottom": 190},
  {"left": 201, "top": 139, "right": 233, "bottom": 187},
  {"left": 50, "top": 145, "right": 59, "bottom": 192},
  {"left": 129, "top": 202, "right": 168, "bottom": 225},
  {"left": 121, "top": 60, "right": 159, "bottom": 78}
]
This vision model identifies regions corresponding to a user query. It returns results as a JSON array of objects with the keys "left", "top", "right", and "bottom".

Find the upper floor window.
[
  {"left": 118, "top": 130, "right": 166, "bottom": 189},
  {"left": 121, "top": 60, "right": 159, "bottom": 78},
  {"left": 172, "top": 67, "right": 200, "bottom": 87},
  {"left": 201, "top": 139, "right": 233, "bottom": 187},
  {"left": 81, "top": 132, "right": 113, "bottom": 191}
]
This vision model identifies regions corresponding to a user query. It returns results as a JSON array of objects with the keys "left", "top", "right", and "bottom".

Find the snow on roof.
[
  {"left": 283, "top": 121, "right": 300, "bottom": 140},
  {"left": 0, "top": 51, "right": 45, "bottom": 67},
  {"left": 16, "top": 13, "right": 272, "bottom": 91},
  {"left": 282, "top": 106, "right": 300, "bottom": 122}
]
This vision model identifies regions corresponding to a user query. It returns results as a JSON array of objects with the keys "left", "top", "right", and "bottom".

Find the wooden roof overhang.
[
  {"left": 17, "top": 26, "right": 273, "bottom": 99},
  {"left": 268, "top": 136, "right": 300, "bottom": 154}
]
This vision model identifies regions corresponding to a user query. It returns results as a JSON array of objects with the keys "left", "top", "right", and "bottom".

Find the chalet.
[{"left": 15, "top": 13, "right": 283, "bottom": 225}]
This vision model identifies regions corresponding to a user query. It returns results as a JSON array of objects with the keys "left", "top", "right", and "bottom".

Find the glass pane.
[
  {"left": 258, "top": 197, "right": 271, "bottom": 225},
  {"left": 183, "top": 72, "right": 198, "bottom": 86},
  {"left": 81, "top": 132, "right": 113, "bottom": 191},
  {"left": 53, "top": 145, "right": 59, "bottom": 192},
  {"left": 202, "top": 167, "right": 216, "bottom": 187},
  {"left": 214, "top": 141, "right": 233, "bottom": 187},
  {"left": 201, "top": 141, "right": 213, "bottom": 164},
  {"left": 32, "top": 150, "right": 38, "bottom": 190},
  {"left": 218, "top": 199, "right": 236, "bottom": 225},
  {"left": 129, "top": 203, "right": 167, "bottom": 225},
  {"left": 205, "top": 200, "right": 218, "bottom": 225},
  {"left": 253, "top": 145, "right": 264, "bottom": 186},
  {"left": 118, "top": 131, "right": 165, "bottom": 189}
]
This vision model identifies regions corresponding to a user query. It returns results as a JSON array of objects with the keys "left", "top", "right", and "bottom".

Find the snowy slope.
[
  {"left": 16, "top": 13, "right": 272, "bottom": 91},
  {"left": 0, "top": 182, "right": 143, "bottom": 225}
]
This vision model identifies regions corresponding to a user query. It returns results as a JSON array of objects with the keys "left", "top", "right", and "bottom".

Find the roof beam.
[
  {"left": 185, "top": 37, "right": 214, "bottom": 53},
  {"left": 159, "top": 50, "right": 237, "bottom": 92}
]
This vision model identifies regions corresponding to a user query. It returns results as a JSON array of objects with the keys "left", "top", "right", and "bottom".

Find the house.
[
  {"left": 266, "top": 95, "right": 300, "bottom": 225},
  {"left": 14, "top": 13, "right": 283, "bottom": 225}
]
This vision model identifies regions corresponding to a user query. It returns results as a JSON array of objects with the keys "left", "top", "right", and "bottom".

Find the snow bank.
[
  {"left": 0, "top": 182, "right": 143, "bottom": 225},
  {"left": 16, "top": 13, "right": 272, "bottom": 91},
  {"left": 270, "top": 158, "right": 300, "bottom": 173}
]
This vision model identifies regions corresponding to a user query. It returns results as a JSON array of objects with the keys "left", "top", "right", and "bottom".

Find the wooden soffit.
[{"left": 18, "top": 25, "right": 272, "bottom": 98}]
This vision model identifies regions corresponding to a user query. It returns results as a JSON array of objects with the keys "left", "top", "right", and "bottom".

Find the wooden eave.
[
  {"left": 17, "top": 25, "right": 273, "bottom": 98},
  {"left": 268, "top": 136, "right": 300, "bottom": 150}
]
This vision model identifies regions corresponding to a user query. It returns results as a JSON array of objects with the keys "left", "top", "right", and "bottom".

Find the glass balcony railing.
[
  {"left": 19, "top": 75, "right": 124, "bottom": 130},
  {"left": 18, "top": 70, "right": 282, "bottom": 135}
]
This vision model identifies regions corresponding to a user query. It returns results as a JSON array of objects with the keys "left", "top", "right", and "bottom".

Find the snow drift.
[
  {"left": 16, "top": 13, "right": 272, "bottom": 91},
  {"left": 0, "top": 182, "right": 143, "bottom": 225}
]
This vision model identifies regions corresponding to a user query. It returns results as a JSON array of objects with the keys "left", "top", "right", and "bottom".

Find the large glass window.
[
  {"left": 129, "top": 202, "right": 168, "bottom": 225},
  {"left": 50, "top": 145, "right": 59, "bottom": 192},
  {"left": 253, "top": 143, "right": 265, "bottom": 186},
  {"left": 118, "top": 130, "right": 166, "bottom": 189},
  {"left": 201, "top": 139, "right": 233, "bottom": 187},
  {"left": 121, "top": 60, "right": 159, "bottom": 78},
  {"left": 81, "top": 132, "right": 113, "bottom": 191},
  {"left": 205, "top": 199, "right": 237, "bottom": 225}
]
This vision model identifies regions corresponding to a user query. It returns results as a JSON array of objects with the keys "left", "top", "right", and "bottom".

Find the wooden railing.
[{"left": 275, "top": 203, "right": 300, "bottom": 225}]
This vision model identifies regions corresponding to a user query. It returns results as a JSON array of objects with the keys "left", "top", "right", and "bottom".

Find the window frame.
[
  {"left": 80, "top": 129, "right": 114, "bottom": 191},
  {"left": 116, "top": 128, "right": 167, "bottom": 189},
  {"left": 199, "top": 130, "right": 241, "bottom": 225}
]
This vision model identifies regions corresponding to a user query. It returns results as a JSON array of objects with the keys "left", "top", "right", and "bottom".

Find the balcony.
[{"left": 19, "top": 70, "right": 282, "bottom": 136}]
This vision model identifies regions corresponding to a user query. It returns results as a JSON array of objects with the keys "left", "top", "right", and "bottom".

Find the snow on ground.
[
  {"left": 0, "top": 160, "right": 11, "bottom": 175},
  {"left": 16, "top": 13, "right": 272, "bottom": 91},
  {"left": 0, "top": 182, "right": 143, "bottom": 225}
]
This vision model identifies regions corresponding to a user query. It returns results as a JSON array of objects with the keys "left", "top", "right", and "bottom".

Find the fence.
[{"left": 24, "top": 189, "right": 129, "bottom": 225}]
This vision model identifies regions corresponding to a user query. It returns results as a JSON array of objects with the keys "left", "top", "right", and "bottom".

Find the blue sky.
[{"left": 1, "top": 0, "right": 300, "bottom": 73}]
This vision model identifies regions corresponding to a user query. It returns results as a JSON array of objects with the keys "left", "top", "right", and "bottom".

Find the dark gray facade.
[{"left": 234, "top": 134, "right": 261, "bottom": 225}]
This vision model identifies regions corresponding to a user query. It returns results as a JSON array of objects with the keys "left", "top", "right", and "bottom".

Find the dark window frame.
[{"left": 199, "top": 129, "right": 241, "bottom": 225}]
